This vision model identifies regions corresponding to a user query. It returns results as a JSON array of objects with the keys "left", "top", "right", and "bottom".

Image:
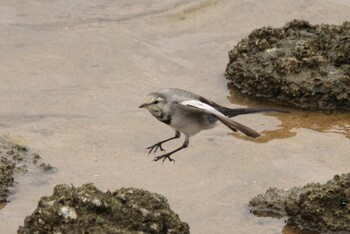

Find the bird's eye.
[{"left": 153, "top": 100, "right": 159, "bottom": 104}]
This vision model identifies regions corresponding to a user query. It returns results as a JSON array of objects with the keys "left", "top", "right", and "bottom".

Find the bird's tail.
[
  {"left": 214, "top": 114, "right": 261, "bottom": 138},
  {"left": 221, "top": 108, "right": 290, "bottom": 118}
]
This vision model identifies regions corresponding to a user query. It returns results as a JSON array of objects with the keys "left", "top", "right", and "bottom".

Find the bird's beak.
[{"left": 139, "top": 103, "right": 148, "bottom": 108}]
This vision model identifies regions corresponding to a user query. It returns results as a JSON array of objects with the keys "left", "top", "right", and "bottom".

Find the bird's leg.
[
  {"left": 146, "top": 131, "right": 180, "bottom": 155},
  {"left": 154, "top": 137, "right": 189, "bottom": 163}
]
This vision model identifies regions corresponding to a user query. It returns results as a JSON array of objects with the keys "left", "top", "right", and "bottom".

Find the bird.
[{"left": 139, "top": 88, "right": 289, "bottom": 162}]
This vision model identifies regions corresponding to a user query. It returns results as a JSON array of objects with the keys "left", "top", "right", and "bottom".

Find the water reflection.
[
  {"left": 282, "top": 224, "right": 320, "bottom": 234},
  {"left": 227, "top": 83, "right": 350, "bottom": 142},
  {"left": 0, "top": 202, "right": 6, "bottom": 210}
]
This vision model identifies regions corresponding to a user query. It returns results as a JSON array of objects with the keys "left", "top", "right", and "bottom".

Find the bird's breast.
[{"left": 156, "top": 113, "right": 172, "bottom": 125}]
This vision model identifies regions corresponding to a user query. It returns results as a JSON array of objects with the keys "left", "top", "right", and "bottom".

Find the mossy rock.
[
  {"left": 0, "top": 137, "right": 52, "bottom": 203},
  {"left": 250, "top": 173, "right": 350, "bottom": 233},
  {"left": 225, "top": 19, "right": 350, "bottom": 110},
  {"left": 18, "top": 183, "right": 190, "bottom": 234}
]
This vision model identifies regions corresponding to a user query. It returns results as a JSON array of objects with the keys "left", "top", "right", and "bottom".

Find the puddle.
[
  {"left": 227, "top": 83, "right": 350, "bottom": 143},
  {"left": 282, "top": 224, "right": 320, "bottom": 234}
]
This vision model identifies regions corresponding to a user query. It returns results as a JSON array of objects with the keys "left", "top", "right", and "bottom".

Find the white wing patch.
[
  {"left": 180, "top": 100, "right": 225, "bottom": 117},
  {"left": 180, "top": 100, "right": 261, "bottom": 137}
]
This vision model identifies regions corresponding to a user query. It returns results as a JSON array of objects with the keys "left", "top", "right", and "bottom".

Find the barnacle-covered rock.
[
  {"left": 225, "top": 20, "right": 350, "bottom": 110},
  {"left": 18, "top": 183, "right": 190, "bottom": 234},
  {"left": 250, "top": 173, "right": 350, "bottom": 233}
]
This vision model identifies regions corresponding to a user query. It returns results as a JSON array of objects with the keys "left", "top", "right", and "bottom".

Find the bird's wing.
[
  {"left": 197, "top": 94, "right": 290, "bottom": 117},
  {"left": 180, "top": 100, "right": 226, "bottom": 117},
  {"left": 198, "top": 95, "right": 229, "bottom": 111},
  {"left": 179, "top": 100, "right": 261, "bottom": 138}
]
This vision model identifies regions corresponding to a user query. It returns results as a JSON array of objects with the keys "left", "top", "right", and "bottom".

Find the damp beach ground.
[{"left": 1, "top": 1, "right": 350, "bottom": 233}]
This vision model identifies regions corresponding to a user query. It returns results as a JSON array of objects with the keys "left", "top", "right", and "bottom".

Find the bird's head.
[{"left": 139, "top": 92, "right": 166, "bottom": 118}]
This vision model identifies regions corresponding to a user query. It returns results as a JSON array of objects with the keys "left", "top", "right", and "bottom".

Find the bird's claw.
[
  {"left": 153, "top": 154, "right": 175, "bottom": 163},
  {"left": 146, "top": 143, "right": 166, "bottom": 155}
]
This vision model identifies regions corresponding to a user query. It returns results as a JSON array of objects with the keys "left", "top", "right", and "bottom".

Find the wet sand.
[{"left": 1, "top": 1, "right": 350, "bottom": 233}]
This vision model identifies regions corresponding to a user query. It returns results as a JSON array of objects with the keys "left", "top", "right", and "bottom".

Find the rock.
[
  {"left": 18, "top": 183, "right": 190, "bottom": 234},
  {"left": 0, "top": 157, "right": 15, "bottom": 203},
  {"left": 250, "top": 173, "right": 350, "bottom": 233},
  {"left": 0, "top": 137, "right": 53, "bottom": 203},
  {"left": 225, "top": 19, "right": 350, "bottom": 110}
]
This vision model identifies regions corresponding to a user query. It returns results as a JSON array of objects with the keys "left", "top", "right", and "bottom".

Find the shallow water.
[
  {"left": 0, "top": 1, "right": 350, "bottom": 233},
  {"left": 227, "top": 84, "right": 350, "bottom": 143}
]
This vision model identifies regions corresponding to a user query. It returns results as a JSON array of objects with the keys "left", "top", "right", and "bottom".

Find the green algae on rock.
[
  {"left": 225, "top": 20, "right": 350, "bottom": 110},
  {"left": 250, "top": 173, "right": 350, "bottom": 233},
  {"left": 0, "top": 137, "right": 53, "bottom": 204},
  {"left": 18, "top": 183, "right": 190, "bottom": 234}
]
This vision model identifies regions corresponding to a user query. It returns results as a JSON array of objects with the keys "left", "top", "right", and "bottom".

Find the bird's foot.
[
  {"left": 153, "top": 153, "right": 175, "bottom": 163},
  {"left": 146, "top": 142, "right": 166, "bottom": 155}
]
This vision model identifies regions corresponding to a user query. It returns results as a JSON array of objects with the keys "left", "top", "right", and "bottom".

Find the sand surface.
[{"left": 1, "top": 1, "right": 350, "bottom": 233}]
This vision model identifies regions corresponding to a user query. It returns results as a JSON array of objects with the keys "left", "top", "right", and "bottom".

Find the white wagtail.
[{"left": 139, "top": 88, "right": 289, "bottom": 162}]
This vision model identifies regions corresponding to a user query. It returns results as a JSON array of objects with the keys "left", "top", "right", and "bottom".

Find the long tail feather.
[
  {"left": 214, "top": 115, "right": 261, "bottom": 138},
  {"left": 222, "top": 108, "right": 290, "bottom": 118}
]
